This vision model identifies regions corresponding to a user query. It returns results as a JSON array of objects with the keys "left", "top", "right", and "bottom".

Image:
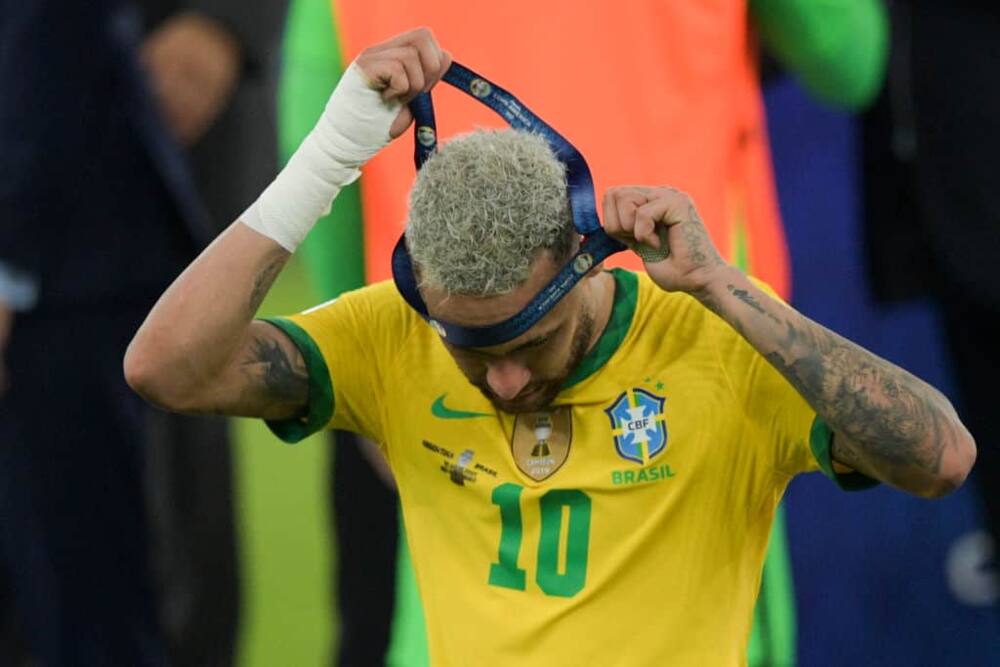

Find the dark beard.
[{"left": 475, "top": 311, "right": 596, "bottom": 414}]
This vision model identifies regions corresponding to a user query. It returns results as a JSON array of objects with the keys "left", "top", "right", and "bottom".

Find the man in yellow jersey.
[{"left": 125, "top": 28, "right": 975, "bottom": 665}]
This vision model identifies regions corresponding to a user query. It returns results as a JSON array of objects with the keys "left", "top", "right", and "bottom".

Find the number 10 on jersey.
[{"left": 488, "top": 483, "right": 592, "bottom": 598}]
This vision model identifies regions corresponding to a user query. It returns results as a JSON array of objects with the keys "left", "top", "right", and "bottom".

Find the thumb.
[
  {"left": 389, "top": 106, "right": 414, "bottom": 139},
  {"left": 634, "top": 226, "right": 671, "bottom": 264}
]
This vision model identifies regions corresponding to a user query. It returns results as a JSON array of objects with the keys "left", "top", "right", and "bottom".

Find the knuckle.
[
  {"left": 417, "top": 26, "right": 437, "bottom": 44},
  {"left": 398, "top": 46, "right": 418, "bottom": 68}
]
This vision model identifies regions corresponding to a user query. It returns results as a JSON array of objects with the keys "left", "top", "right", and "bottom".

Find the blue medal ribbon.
[{"left": 391, "top": 61, "right": 625, "bottom": 348}]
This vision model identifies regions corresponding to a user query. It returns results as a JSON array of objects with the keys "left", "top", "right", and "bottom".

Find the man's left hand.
[
  {"left": 141, "top": 13, "right": 242, "bottom": 146},
  {"left": 602, "top": 186, "right": 729, "bottom": 296}
]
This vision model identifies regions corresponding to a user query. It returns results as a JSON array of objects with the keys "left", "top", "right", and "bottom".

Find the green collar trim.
[
  {"left": 809, "top": 418, "right": 879, "bottom": 491},
  {"left": 260, "top": 317, "right": 334, "bottom": 444},
  {"left": 562, "top": 269, "right": 638, "bottom": 389}
]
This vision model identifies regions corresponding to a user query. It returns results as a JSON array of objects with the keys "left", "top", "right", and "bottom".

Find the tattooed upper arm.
[{"left": 226, "top": 321, "right": 309, "bottom": 420}]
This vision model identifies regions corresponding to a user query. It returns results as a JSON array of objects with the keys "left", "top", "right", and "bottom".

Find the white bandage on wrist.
[{"left": 240, "top": 62, "right": 400, "bottom": 251}]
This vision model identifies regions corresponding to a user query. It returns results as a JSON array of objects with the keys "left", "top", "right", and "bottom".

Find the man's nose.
[{"left": 485, "top": 360, "right": 532, "bottom": 400}]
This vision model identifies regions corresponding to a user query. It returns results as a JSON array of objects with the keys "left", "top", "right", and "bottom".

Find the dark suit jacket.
[
  {"left": 863, "top": 1, "right": 1000, "bottom": 311},
  {"left": 0, "top": 0, "right": 285, "bottom": 314},
  {"left": 138, "top": 0, "right": 287, "bottom": 233},
  {"left": 0, "top": 0, "right": 207, "bottom": 312}
]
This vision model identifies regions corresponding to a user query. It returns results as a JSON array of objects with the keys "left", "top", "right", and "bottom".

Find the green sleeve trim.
[
  {"left": 809, "top": 417, "right": 879, "bottom": 491},
  {"left": 261, "top": 317, "right": 334, "bottom": 444},
  {"left": 562, "top": 269, "right": 638, "bottom": 389}
]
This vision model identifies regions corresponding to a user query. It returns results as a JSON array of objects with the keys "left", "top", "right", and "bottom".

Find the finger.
[
  {"left": 361, "top": 29, "right": 448, "bottom": 94},
  {"left": 615, "top": 197, "right": 636, "bottom": 236},
  {"left": 436, "top": 50, "right": 453, "bottom": 85},
  {"left": 370, "top": 59, "right": 410, "bottom": 101},
  {"left": 634, "top": 197, "right": 674, "bottom": 248},
  {"left": 372, "top": 26, "right": 437, "bottom": 51},
  {"left": 602, "top": 190, "right": 623, "bottom": 237},
  {"left": 389, "top": 106, "right": 414, "bottom": 139},
  {"left": 614, "top": 191, "right": 646, "bottom": 236},
  {"left": 377, "top": 46, "right": 424, "bottom": 99},
  {"left": 650, "top": 187, "right": 692, "bottom": 224},
  {"left": 409, "top": 33, "right": 444, "bottom": 90},
  {"left": 634, "top": 200, "right": 667, "bottom": 248},
  {"left": 634, "top": 218, "right": 659, "bottom": 248},
  {"left": 398, "top": 46, "right": 426, "bottom": 98}
]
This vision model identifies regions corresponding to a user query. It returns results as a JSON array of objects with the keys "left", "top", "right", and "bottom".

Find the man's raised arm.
[
  {"left": 125, "top": 27, "right": 451, "bottom": 418},
  {"left": 602, "top": 186, "right": 976, "bottom": 498},
  {"left": 699, "top": 266, "right": 975, "bottom": 498}
]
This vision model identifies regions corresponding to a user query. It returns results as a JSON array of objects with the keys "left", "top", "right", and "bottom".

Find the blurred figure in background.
[
  {"left": 0, "top": 0, "right": 285, "bottom": 664},
  {"left": 138, "top": 2, "right": 287, "bottom": 664},
  {"left": 862, "top": 0, "right": 1000, "bottom": 604},
  {"left": 0, "top": 2, "right": 205, "bottom": 662}
]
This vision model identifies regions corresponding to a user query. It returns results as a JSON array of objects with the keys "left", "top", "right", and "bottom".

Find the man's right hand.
[{"left": 355, "top": 27, "right": 452, "bottom": 139}]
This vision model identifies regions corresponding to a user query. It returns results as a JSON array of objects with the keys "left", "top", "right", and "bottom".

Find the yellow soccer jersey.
[{"left": 264, "top": 269, "right": 873, "bottom": 667}]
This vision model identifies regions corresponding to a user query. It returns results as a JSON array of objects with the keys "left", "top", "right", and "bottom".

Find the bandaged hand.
[{"left": 241, "top": 27, "right": 451, "bottom": 252}]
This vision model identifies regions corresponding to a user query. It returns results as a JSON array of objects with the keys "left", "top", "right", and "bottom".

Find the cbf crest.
[{"left": 604, "top": 388, "right": 668, "bottom": 465}]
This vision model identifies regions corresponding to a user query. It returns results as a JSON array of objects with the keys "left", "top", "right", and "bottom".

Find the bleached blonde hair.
[{"left": 405, "top": 129, "right": 576, "bottom": 295}]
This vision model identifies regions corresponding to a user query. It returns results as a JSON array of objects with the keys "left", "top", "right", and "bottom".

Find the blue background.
[{"left": 765, "top": 79, "right": 1000, "bottom": 666}]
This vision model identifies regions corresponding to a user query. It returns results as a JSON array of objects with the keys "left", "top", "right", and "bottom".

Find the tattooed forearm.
[
  {"left": 699, "top": 269, "right": 973, "bottom": 495},
  {"left": 830, "top": 433, "right": 864, "bottom": 469},
  {"left": 248, "top": 254, "right": 287, "bottom": 315},
  {"left": 682, "top": 204, "right": 725, "bottom": 267},
  {"left": 241, "top": 335, "right": 308, "bottom": 412},
  {"left": 728, "top": 284, "right": 782, "bottom": 325},
  {"left": 760, "top": 324, "right": 948, "bottom": 475}
]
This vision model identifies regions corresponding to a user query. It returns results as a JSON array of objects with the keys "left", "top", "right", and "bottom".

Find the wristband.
[{"left": 241, "top": 62, "right": 399, "bottom": 251}]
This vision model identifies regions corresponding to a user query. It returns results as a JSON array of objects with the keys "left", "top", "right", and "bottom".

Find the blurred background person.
[
  {"left": 138, "top": 2, "right": 286, "bottom": 665},
  {"left": 763, "top": 0, "right": 1000, "bottom": 661},
  {"left": 0, "top": 0, "right": 285, "bottom": 664},
  {"left": 861, "top": 0, "right": 1000, "bottom": 592}
]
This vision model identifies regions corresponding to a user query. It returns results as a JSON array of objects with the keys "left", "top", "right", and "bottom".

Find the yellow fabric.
[{"left": 274, "top": 272, "right": 820, "bottom": 666}]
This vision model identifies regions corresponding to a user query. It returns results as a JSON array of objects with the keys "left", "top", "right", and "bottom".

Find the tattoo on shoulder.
[
  {"left": 727, "top": 284, "right": 782, "bottom": 325},
  {"left": 242, "top": 336, "right": 308, "bottom": 407}
]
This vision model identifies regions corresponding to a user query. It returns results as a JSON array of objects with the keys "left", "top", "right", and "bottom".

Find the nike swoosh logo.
[{"left": 431, "top": 394, "right": 492, "bottom": 419}]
